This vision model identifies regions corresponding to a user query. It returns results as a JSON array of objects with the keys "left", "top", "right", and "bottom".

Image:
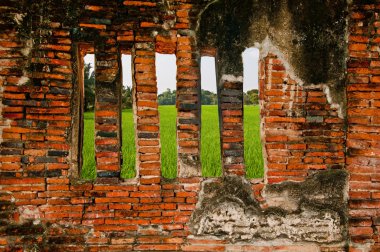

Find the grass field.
[
  {"left": 159, "top": 106, "right": 177, "bottom": 178},
  {"left": 81, "top": 112, "right": 96, "bottom": 179},
  {"left": 201, "top": 105, "right": 222, "bottom": 177},
  {"left": 81, "top": 105, "right": 263, "bottom": 179},
  {"left": 244, "top": 105, "right": 264, "bottom": 178}
]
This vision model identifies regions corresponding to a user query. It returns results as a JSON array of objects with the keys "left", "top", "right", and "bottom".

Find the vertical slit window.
[
  {"left": 81, "top": 54, "right": 96, "bottom": 179},
  {"left": 201, "top": 56, "right": 222, "bottom": 177},
  {"left": 121, "top": 54, "right": 136, "bottom": 179},
  {"left": 156, "top": 53, "right": 177, "bottom": 178},
  {"left": 242, "top": 48, "right": 264, "bottom": 178}
]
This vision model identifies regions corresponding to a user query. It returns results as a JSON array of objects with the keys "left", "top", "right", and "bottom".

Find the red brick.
[
  {"left": 124, "top": 1, "right": 156, "bottom": 7},
  {"left": 349, "top": 227, "right": 373, "bottom": 236},
  {"left": 134, "top": 244, "right": 179, "bottom": 251},
  {"left": 94, "top": 225, "right": 138, "bottom": 232},
  {"left": 182, "top": 245, "right": 225, "bottom": 251}
]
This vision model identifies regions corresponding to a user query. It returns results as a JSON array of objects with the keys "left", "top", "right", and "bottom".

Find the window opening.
[
  {"left": 81, "top": 53, "right": 96, "bottom": 179},
  {"left": 156, "top": 53, "right": 177, "bottom": 178},
  {"left": 121, "top": 54, "right": 136, "bottom": 179},
  {"left": 242, "top": 48, "right": 264, "bottom": 178},
  {"left": 200, "top": 56, "right": 222, "bottom": 177}
]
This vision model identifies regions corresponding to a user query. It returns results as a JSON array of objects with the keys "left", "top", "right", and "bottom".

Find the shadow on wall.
[{"left": 197, "top": 0, "right": 347, "bottom": 93}]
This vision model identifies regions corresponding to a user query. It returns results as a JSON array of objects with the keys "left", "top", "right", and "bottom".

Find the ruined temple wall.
[
  {"left": 0, "top": 0, "right": 378, "bottom": 251},
  {"left": 347, "top": 2, "right": 380, "bottom": 251},
  {"left": 261, "top": 53, "right": 345, "bottom": 184}
]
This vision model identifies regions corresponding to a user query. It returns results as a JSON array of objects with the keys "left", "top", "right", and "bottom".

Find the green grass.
[
  {"left": 201, "top": 105, "right": 222, "bottom": 177},
  {"left": 81, "top": 105, "right": 264, "bottom": 179},
  {"left": 121, "top": 108, "right": 136, "bottom": 179},
  {"left": 244, "top": 105, "right": 264, "bottom": 178},
  {"left": 81, "top": 112, "right": 96, "bottom": 179},
  {"left": 159, "top": 106, "right": 177, "bottom": 178}
]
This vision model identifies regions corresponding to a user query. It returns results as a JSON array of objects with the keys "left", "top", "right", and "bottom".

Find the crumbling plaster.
[{"left": 190, "top": 170, "right": 348, "bottom": 244}]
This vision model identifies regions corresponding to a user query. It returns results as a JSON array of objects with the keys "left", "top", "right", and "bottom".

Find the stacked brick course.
[
  {"left": 220, "top": 79, "right": 244, "bottom": 176},
  {"left": 134, "top": 43, "right": 161, "bottom": 181},
  {"left": 0, "top": 0, "right": 379, "bottom": 251},
  {"left": 175, "top": 34, "right": 201, "bottom": 178},
  {"left": 262, "top": 54, "right": 345, "bottom": 184},
  {"left": 347, "top": 2, "right": 380, "bottom": 251}
]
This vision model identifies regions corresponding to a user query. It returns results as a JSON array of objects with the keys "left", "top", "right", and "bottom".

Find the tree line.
[
  {"left": 157, "top": 89, "right": 259, "bottom": 106},
  {"left": 157, "top": 89, "right": 219, "bottom": 105},
  {"left": 84, "top": 63, "right": 258, "bottom": 111},
  {"left": 83, "top": 63, "right": 132, "bottom": 111}
]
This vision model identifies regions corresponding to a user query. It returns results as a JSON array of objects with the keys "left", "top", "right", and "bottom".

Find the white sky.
[
  {"left": 201, "top": 56, "right": 217, "bottom": 93},
  {"left": 84, "top": 54, "right": 95, "bottom": 76},
  {"left": 84, "top": 48, "right": 259, "bottom": 94},
  {"left": 155, "top": 53, "right": 177, "bottom": 94},
  {"left": 242, "top": 48, "right": 260, "bottom": 92},
  {"left": 122, "top": 55, "right": 133, "bottom": 88}
]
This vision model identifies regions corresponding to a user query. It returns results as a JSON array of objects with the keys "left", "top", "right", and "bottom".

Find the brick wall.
[
  {"left": 0, "top": 0, "right": 378, "bottom": 251},
  {"left": 262, "top": 54, "right": 345, "bottom": 184},
  {"left": 220, "top": 79, "right": 244, "bottom": 176},
  {"left": 347, "top": 2, "right": 380, "bottom": 251}
]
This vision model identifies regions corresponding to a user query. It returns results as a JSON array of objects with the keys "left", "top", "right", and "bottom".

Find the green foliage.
[
  {"left": 157, "top": 89, "right": 218, "bottom": 105},
  {"left": 244, "top": 89, "right": 259, "bottom": 105},
  {"left": 122, "top": 85, "right": 133, "bottom": 109},
  {"left": 201, "top": 89, "right": 217, "bottom": 105},
  {"left": 158, "top": 89, "right": 176, "bottom": 105},
  {"left": 81, "top": 105, "right": 264, "bottom": 179},
  {"left": 84, "top": 63, "right": 95, "bottom": 112}
]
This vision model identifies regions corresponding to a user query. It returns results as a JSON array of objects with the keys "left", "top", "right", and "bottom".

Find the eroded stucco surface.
[{"left": 190, "top": 170, "right": 348, "bottom": 243}]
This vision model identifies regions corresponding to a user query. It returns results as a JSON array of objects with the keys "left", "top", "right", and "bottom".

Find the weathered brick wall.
[
  {"left": 347, "top": 2, "right": 380, "bottom": 251},
  {"left": 220, "top": 79, "right": 245, "bottom": 176},
  {"left": 0, "top": 0, "right": 378, "bottom": 251},
  {"left": 262, "top": 54, "right": 345, "bottom": 184}
]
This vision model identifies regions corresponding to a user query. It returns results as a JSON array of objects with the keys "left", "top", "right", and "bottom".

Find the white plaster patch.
[
  {"left": 13, "top": 13, "right": 25, "bottom": 25},
  {"left": 191, "top": 173, "right": 346, "bottom": 244},
  {"left": 178, "top": 159, "right": 201, "bottom": 178},
  {"left": 21, "top": 39, "right": 33, "bottom": 57},
  {"left": 0, "top": 97, "right": 12, "bottom": 147},
  {"left": 323, "top": 84, "right": 344, "bottom": 119},
  {"left": 263, "top": 190, "right": 300, "bottom": 212},
  {"left": 221, "top": 74, "right": 243, "bottom": 83},
  {"left": 18, "top": 206, "right": 41, "bottom": 224},
  {"left": 194, "top": 199, "right": 342, "bottom": 243},
  {"left": 225, "top": 156, "right": 233, "bottom": 165},
  {"left": 306, "top": 84, "right": 344, "bottom": 119},
  {"left": 17, "top": 76, "right": 30, "bottom": 86}
]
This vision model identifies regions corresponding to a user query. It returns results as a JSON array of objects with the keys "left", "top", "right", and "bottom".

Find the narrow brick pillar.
[
  {"left": 94, "top": 41, "right": 122, "bottom": 178},
  {"left": 133, "top": 42, "right": 161, "bottom": 184},
  {"left": 220, "top": 79, "right": 245, "bottom": 176},
  {"left": 176, "top": 35, "right": 201, "bottom": 178},
  {"left": 262, "top": 54, "right": 307, "bottom": 183}
]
